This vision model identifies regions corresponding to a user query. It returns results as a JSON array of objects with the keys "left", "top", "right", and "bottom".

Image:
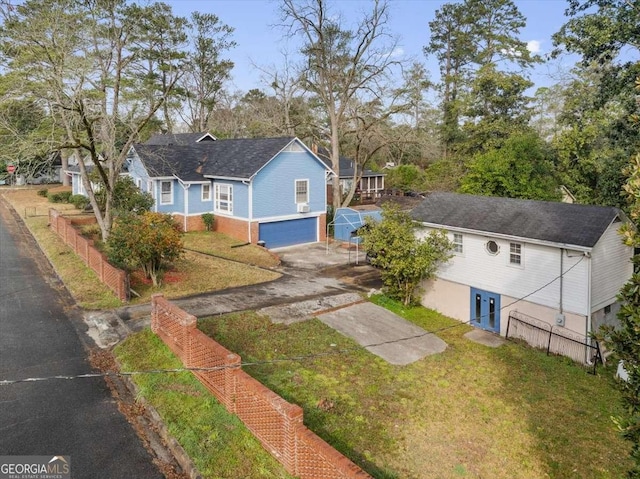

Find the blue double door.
[{"left": 470, "top": 288, "right": 500, "bottom": 333}]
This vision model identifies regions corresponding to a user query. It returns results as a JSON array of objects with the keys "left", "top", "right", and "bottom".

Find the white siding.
[
  {"left": 590, "top": 221, "right": 633, "bottom": 311},
  {"left": 418, "top": 228, "right": 590, "bottom": 316}
]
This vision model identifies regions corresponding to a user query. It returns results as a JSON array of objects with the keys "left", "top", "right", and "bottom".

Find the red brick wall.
[
  {"left": 171, "top": 214, "right": 207, "bottom": 232},
  {"left": 49, "top": 209, "right": 129, "bottom": 301},
  {"left": 214, "top": 215, "right": 250, "bottom": 243},
  {"left": 151, "top": 294, "right": 372, "bottom": 479}
]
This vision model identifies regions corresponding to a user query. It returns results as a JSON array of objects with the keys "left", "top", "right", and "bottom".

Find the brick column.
[{"left": 282, "top": 404, "right": 304, "bottom": 475}]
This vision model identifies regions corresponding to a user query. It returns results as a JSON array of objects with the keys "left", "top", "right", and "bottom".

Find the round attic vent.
[{"left": 486, "top": 240, "right": 499, "bottom": 255}]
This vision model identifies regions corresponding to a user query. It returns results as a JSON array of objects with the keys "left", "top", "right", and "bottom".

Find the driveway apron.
[{"left": 0, "top": 201, "right": 162, "bottom": 478}]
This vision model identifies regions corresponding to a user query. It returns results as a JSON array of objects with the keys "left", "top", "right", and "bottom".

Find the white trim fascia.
[
  {"left": 196, "top": 132, "right": 217, "bottom": 142},
  {"left": 416, "top": 221, "right": 593, "bottom": 253},
  {"left": 258, "top": 212, "right": 322, "bottom": 223}
]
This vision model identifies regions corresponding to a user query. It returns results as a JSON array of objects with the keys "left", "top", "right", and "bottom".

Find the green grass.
[
  {"left": 183, "top": 231, "right": 280, "bottom": 268},
  {"left": 196, "top": 296, "right": 632, "bottom": 479},
  {"left": 114, "top": 330, "right": 294, "bottom": 479}
]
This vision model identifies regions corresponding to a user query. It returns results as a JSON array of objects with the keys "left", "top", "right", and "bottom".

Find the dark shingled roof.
[
  {"left": 133, "top": 137, "right": 297, "bottom": 181},
  {"left": 410, "top": 192, "right": 622, "bottom": 248},
  {"left": 145, "top": 132, "right": 216, "bottom": 145},
  {"left": 315, "top": 147, "right": 384, "bottom": 179}
]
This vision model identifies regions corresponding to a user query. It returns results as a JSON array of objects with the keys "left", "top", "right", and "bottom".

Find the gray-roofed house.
[
  {"left": 410, "top": 192, "right": 633, "bottom": 352},
  {"left": 72, "top": 133, "right": 332, "bottom": 248},
  {"left": 315, "top": 147, "right": 385, "bottom": 204}
]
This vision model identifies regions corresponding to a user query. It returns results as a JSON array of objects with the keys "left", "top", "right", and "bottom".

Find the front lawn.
[
  {"left": 195, "top": 296, "right": 630, "bottom": 479},
  {"left": 1, "top": 188, "right": 281, "bottom": 309}
]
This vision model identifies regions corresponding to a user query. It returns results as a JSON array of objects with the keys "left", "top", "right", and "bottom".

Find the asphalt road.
[{"left": 0, "top": 200, "right": 163, "bottom": 479}]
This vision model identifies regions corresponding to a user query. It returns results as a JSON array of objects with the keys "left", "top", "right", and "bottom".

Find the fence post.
[
  {"left": 505, "top": 314, "right": 511, "bottom": 339},
  {"left": 546, "top": 327, "right": 553, "bottom": 356}
]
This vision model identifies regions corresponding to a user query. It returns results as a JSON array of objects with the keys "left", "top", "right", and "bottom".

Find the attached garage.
[{"left": 259, "top": 217, "right": 317, "bottom": 248}]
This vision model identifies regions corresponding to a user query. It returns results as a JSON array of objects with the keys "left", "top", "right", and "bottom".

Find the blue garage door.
[{"left": 259, "top": 217, "right": 317, "bottom": 248}]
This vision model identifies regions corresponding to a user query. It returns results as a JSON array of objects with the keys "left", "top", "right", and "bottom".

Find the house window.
[
  {"left": 136, "top": 178, "right": 142, "bottom": 189},
  {"left": 486, "top": 240, "right": 499, "bottom": 255},
  {"left": 160, "top": 181, "right": 172, "bottom": 205},
  {"left": 147, "top": 180, "right": 153, "bottom": 194},
  {"left": 510, "top": 242, "right": 522, "bottom": 265},
  {"left": 295, "top": 179, "right": 309, "bottom": 204},
  {"left": 604, "top": 305, "right": 612, "bottom": 315},
  {"left": 202, "top": 183, "right": 211, "bottom": 202},
  {"left": 215, "top": 183, "right": 233, "bottom": 214},
  {"left": 452, "top": 233, "right": 463, "bottom": 254}
]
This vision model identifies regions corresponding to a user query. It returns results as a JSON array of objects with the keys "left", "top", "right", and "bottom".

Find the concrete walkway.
[{"left": 318, "top": 302, "right": 447, "bottom": 365}]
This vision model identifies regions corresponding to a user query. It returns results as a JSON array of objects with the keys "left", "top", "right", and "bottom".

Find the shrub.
[
  {"left": 107, "top": 212, "right": 183, "bottom": 287},
  {"left": 48, "top": 191, "right": 72, "bottom": 203},
  {"left": 201, "top": 213, "right": 215, "bottom": 231},
  {"left": 69, "top": 194, "right": 90, "bottom": 210},
  {"left": 37, "top": 188, "right": 48, "bottom": 197}
]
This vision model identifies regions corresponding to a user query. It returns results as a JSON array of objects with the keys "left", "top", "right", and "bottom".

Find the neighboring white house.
[{"left": 410, "top": 192, "right": 633, "bottom": 343}]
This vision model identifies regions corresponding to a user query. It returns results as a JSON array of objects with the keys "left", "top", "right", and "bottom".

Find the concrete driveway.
[{"left": 109, "top": 242, "right": 446, "bottom": 366}]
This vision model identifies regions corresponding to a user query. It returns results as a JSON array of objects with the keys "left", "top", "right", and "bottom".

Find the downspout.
[
  {"left": 559, "top": 248, "right": 564, "bottom": 315},
  {"left": 175, "top": 177, "right": 190, "bottom": 232},
  {"left": 244, "top": 179, "right": 253, "bottom": 243},
  {"left": 586, "top": 251, "right": 593, "bottom": 364}
]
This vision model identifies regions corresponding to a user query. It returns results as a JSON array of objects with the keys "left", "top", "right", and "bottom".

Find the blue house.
[{"left": 70, "top": 133, "right": 333, "bottom": 248}]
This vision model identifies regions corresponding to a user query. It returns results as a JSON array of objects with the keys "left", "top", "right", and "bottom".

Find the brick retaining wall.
[
  {"left": 150, "top": 294, "right": 371, "bottom": 478},
  {"left": 48, "top": 209, "right": 129, "bottom": 301}
]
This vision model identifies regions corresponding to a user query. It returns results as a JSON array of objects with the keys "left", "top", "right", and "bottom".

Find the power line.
[{"left": 0, "top": 253, "right": 588, "bottom": 385}]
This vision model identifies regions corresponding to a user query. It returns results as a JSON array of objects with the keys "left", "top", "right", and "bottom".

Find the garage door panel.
[{"left": 259, "top": 218, "right": 317, "bottom": 248}]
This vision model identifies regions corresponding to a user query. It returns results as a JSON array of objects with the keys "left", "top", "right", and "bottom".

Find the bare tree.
[
  {"left": 0, "top": 0, "right": 187, "bottom": 240},
  {"left": 279, "top": 0, "right": 402, "bottom": 208}
]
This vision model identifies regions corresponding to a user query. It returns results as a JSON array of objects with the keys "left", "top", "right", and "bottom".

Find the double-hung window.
[
  {"left": 452, "top": 233, "right": 463, "bottom": 254},
  {"left": 510, "top": 242, "right": 522, "bottom": 265},
  {"left": 295, "top": 179, "right": 309, "bottom": 204},
  {"left": 202, "top": 183, "right": 211, "bottom": 202},
  {"left": 160, "top": 180, "right": 173, "bottom": 205},
  {"left": 215, "top": 184, "right": 233, "bottom": 214}
]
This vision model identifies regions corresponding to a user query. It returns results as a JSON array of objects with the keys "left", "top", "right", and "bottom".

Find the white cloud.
[{"left": 527, "top": 40, "right": 542, "bottom": 54}]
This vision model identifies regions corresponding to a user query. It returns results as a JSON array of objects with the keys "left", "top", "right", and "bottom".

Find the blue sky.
[{"left": 167, "top": 0, "right": 576, "bottom": 94}]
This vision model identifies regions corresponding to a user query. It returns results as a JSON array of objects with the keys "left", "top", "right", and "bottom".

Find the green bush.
[
  {"left": 69, "top": 194, "right": 89, "bottom": 210},
  {"left": 48, "top": 191, "right": 72, "bottom": 203},
  {"left": 37, "top": 188, "right": 48, "bottom": 197},
  {"left": 201, "top": 212, "right": 215, "bottom": 231}
]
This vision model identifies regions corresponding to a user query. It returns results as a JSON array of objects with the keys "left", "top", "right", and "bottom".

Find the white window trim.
[
  {"left": 295, "top": 179, "right": 309, "bottom": 204},
  {"left": 452, "top": 233, "right": 463, "bottom": 255},
  {"left": 215, "top": 183, "right": 233, "bottom": 214},
  {"left": 509, "top": 242, "right": 524, "bottom": 267},
  {"left": 160, "top": 180, "right": 173, "bottom": 205},
  {"left": 201, "top": 183, "right": 212, "bottom": 202}
]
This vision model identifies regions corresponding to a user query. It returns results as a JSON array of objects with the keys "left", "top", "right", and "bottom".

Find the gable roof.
[
  {"left": 145, "top": 132, "right": 216, "bottom": 145},
  {"left": 410, "top": 192, "right": 622, "bottom": 248},
  {"left": 134, "top": 136, "right": 323, "bottom": 181}
]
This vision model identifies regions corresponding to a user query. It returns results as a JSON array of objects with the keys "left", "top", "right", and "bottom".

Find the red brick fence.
[
  {"left": 151, "top": 294, "right": 371, "bottom": 479},
  {"left": 48, "top": 209, "right": 129, "bottom": 301}
]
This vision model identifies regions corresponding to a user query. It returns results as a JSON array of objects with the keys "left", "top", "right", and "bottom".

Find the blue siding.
[
  {"left": 187, "top": 183, "right": 214, "bottom": 214},
  {"left": 213, "top": 180, "right": 248, "bottom": 218},
  {"left": 128, "top": 156, "right": 151, "bottom": 192},
  {"left": 155, "top": 179, "right": 184, "bottom": 214},
  {"left": 252, "top": 150, "right": 327, "bottom": 219}
]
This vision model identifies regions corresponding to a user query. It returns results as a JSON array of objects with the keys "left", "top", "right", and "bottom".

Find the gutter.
[{"left": 416, "top": 221, "right": 593, "bottom": 253}]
